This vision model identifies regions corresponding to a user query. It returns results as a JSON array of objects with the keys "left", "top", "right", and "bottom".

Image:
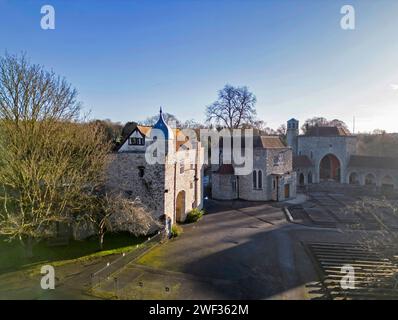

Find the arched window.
[
  {"left": 179, "top": 161, "right": 184, "bottom": 174},
  {"left": 299, "top": 173, "right": 305, "bottom": 186},
  {"left": 365, "top": 173, "right": 376, "bottom": 186},
  {"left": 253, "top": 170, "right": 257, "bottom": 189},
  {"left": 349, "top": 172, "right": 359, "bottom": 185},
  {"left": 258, "top": 170, "right": 263, "bottom": 189},
  {"left": 308, "top": 172, "right": 313, "bottom": 184}
]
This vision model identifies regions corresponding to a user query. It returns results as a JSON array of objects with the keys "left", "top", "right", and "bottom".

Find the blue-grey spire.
[{"left": 153, "top": 107, "right": 173, "bottom": 140}]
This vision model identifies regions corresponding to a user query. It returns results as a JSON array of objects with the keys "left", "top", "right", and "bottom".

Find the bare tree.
[
  {"left": 79, "top": 192, "right": 159, "bottom": 250},
  {"left": 142, "top": 112, "right": 181, "bottom": 127},
  {"left": 334, "top": 196, "right": 398, "bottom": 292},
  {"left": 357, "top": 132, "right": 398, "bottom": 157},
  {"left": 301, "top": 117, "right": 349, "bottom": 134},
  {"left": 345, "top": 197, "right": 398, "bottom": 262},
  {"left": 206, "top": 85, "right": 257, "bottom": 129},
  {"left": 0, "top": 53, "right": 110, "bottom": 256},
  {"left": 276, "top": 124, "right": 287, "bottom": 144},
  {"left": 92, "top": 119, "right": 123, "bottom": 150}
]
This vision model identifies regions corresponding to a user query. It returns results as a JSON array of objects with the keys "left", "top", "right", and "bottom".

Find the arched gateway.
[
  {"left": 319, "top": 154, "right": 341, "bottom": 182},
  {"left": 176, "top": 190, "right": 186, "bottom": 223}
]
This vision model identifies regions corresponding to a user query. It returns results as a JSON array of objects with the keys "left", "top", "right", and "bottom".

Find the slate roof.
[
  {"left": 293, "top": 155, "right": 313, "bottom": 168},
  {"left": 215, "top": 164, "right": 235, "bottom": 175}
]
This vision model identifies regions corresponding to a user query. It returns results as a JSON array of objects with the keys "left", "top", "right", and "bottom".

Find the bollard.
[{"left": 114, "top": 277, "right": 118, "bottom": 298}]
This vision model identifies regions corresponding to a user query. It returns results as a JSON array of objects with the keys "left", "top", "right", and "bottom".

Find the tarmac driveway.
[{"left": 97, "top": 199, "right": 348, "bottom": 300}]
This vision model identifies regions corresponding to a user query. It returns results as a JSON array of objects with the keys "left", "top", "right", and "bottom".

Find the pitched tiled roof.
[
  {"left": 215, "top": 164, "right": 235, "bottom": 175},
  {"left": 219, "top": 135, "right": 287, "bottom": 149},
  {"left": 258, "top": 136, "right": 286, "bottom": 148},
  {"left": 304, "top": 126, "right": 351, "bottom": 137},
  {"left": 118, "top": 123, "right": 187, "bottom": 152},
  {"left": 136, "top": 125, "right": 152, "bottom": 137},
  {"left": 293, "top": 155, "right": 313, "bottom": 168},
  {"left": 348, "top": 155, "right": 398, "bottom": 170}
]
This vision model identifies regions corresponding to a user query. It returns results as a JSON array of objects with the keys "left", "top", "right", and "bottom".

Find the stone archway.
[
  {"left": 349, "top": 172, "right": 360, "bottom": 185},
  {"left": 308, "top": 172, "right": 313, "bottom": 184},
  {"left": 176, "top": 190, "right": 186, "bottom": 223},
  {"left": 299, "top": 173, "right": 305, "bottom": 186},
  {"left": 319, "top": 154, "right": 341, "bottom": 182},
  {"left": 365, "top": 173, "right": 376, "bottom": 186}
]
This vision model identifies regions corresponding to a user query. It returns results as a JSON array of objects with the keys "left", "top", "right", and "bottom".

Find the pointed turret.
[{"left": 153, "top": 107, "right": 174, "bottom": 140}]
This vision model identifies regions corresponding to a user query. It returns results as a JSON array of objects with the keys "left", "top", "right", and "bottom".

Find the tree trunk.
[
  {"left": 21, "top": 236, "right": 34, "bottom": 258},
  {"left": 99, "top": 232, "right": 104, "bottom": 251}
]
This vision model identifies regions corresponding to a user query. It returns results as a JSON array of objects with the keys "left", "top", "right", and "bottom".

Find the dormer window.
[{"left": 129, "top": 137, "right": 145, "bottom": 145}]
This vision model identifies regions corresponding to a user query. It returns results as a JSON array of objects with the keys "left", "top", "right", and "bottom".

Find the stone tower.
[{"left": 287, "top": 118, "right": 299, "bottom": 155}]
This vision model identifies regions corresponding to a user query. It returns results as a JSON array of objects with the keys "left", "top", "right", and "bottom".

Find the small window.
[
  {"left": 130, "top": 137, "right": 145, "bottom": 146},
  {"left": 273, "top": 179, "right": 276, "bottom": 190},
  {"left": 258, "top": 170, "right": 263, "bottom": 189},
  {"left": 180, "top": 162, "right": 184, "bottom": 174},
  {"left": 190, "top": 182, "right": 193, "bottom": 189},
  {"left": 232, "top": 178, "right": 237, "bottom": 193},
  {"left": 253, "top": 170, "right": 257, "bottom": 189},
  {"left": 138, "top": 166, "right": 145, "bottom": 177}
]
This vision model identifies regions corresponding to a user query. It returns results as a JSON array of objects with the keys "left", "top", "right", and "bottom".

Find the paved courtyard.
[
  {"left": 5, "top": 186, "right": 396, "bottom": 300},
  {"left": 94, "top": 194, "right": 377, "bottom": 299}
]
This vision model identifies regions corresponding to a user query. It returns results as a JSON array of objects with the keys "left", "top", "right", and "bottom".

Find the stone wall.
[
  {"left": 212, "top": 174, "right": 237, "bottom": 200},
  {"left": 346, "top": 167, "right": 398, "bottom": 190},
  {"left": 212, "top": 147, "right": 296, "bottom": 202},
  {"left": 297, "top": 136, "right": 358, "bottom": 183},
  {"left": 106, "top": 152, "right": 166, "bottom": 219},
  {"left": 276, "top": 172, "right": 297, "bottom": 201},
  {"left": 238, "top": 149, "right": 270, "bottom": 201}
]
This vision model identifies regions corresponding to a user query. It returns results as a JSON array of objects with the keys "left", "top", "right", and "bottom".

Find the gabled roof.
[
  {"left": 219, "top": 135, "right": 287, "bottom": 149},
  {"left": 117, "top": 114, "right": 190, "bottom": 152},
  {"left": 348, "top": 155, "right": 398, "bottom": 170},
  {"left": 304, "top": 126, "right": 351, "bottom": 137},
  {"left": 258, "top": 136, "right": 286, "bottom": 148},
  {"left": 137, "top": 125, "right": 152, "bottom": 137},
  {"left": 293, "top": 155, "right": 313, "bottom": 168}
]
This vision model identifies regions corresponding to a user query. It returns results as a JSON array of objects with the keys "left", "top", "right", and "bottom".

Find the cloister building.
[{"left": 287, "top": 118, "right": 398, "bottom": 192}]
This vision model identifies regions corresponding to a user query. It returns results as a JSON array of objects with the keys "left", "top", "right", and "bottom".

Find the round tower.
[{"left": 287, "top": 118, "right": 299, "bottom": 155}]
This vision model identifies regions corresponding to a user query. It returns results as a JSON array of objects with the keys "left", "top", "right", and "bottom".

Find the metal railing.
[{"left": 91, "top": 231, "right": 164, "bottom": 289}]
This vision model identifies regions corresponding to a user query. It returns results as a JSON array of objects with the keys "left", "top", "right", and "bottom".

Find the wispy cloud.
[{"left": 390, "top": 84, "right": 398, "bottom": 90}]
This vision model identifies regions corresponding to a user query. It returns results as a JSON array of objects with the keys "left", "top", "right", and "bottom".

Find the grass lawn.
[{"left": 0, "top": 232, "right": 146, "bottom": 274}]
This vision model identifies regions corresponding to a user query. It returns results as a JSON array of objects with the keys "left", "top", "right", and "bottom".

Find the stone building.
[
  {"left": 107, "top": 109, "right": 204, "bottom": 233},
  {"left": 287, "top": 118, "right": 398, "bottom": 192},
  {"left": 211, "top": 135, "right": 297, "bottom": 202}
]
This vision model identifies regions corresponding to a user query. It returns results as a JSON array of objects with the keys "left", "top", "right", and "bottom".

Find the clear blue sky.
[{"left": 1, "top": 0, "right": 398, "bottom": 132}]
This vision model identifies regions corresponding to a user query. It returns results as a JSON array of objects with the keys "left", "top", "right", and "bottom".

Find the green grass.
[{"left": 0, "top": 232, "right": 146, "bottom": 274}]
